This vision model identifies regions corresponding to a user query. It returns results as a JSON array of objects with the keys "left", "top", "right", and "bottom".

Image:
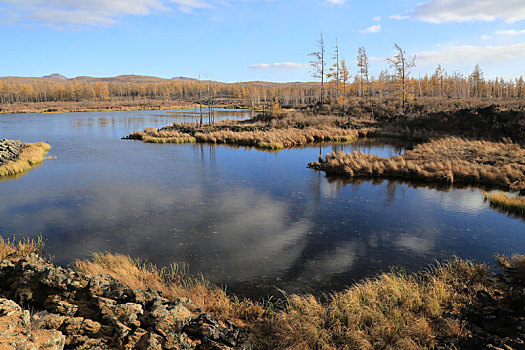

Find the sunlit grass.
[
  {"left": 0, "top": 142, "right": 50, "bottom": 177},
  {"left": 272, "top": 258, "right": 489, "bottom": 349},
  {"left": 310, "top": 137, "right": 525, "bottom": 192},
  {"left": 0, "top": 236, "right": 44, "bottom": 259},
  {"left": 484, "top": 192, "right": 525, "bottom": 218},
  {"left": 2, "top": 234, "right": 517, "bottom": 349},
  {"left": 75, "top": 252, "right": 265, "bottom": 323}
]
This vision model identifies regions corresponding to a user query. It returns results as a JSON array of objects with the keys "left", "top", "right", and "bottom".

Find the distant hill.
[
  {"left": 43, "top": 73, "right": 68, "bottom": 80},
  {"left": 172, "top": 76, "right": 197, "bottom": 81},
  {"left": 0, "top": 74, "right": 313, "bottom": 86}
]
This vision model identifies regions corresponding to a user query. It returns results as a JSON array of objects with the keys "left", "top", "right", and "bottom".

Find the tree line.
[
  {"left": 309, "top": 33, "right": 525, "bottom": 111},
  {"left": 0, "top": 49, "right": 523, "bottom": 108}
]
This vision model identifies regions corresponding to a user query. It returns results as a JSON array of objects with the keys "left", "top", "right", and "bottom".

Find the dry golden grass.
[
  {"left": 75, "top": 253, "right": 265, "bottom": 323},
  {"left": 195, "top": 127, "right": 360, "bottom": 149},
  {"left": 3, "top": 235, "right": 516, "bottom": 349},
  {"left": 0, "top": 236, "right": 44, "bottom": 260},
  {"left": 129, "top": 128, "right": 197, "bottom": 144},
  {"left": 310, "top": 137, "right": 525, "bottom": 192},
  {"left": 271, "top": 259, "right": 489, "bottom": 350},
  {"left": 484, "top": 192, "right": 525, "bottom": 218},
  {"left": 0, "top": 142, "right": 50, "bottom": 177},
  {"left": 75, "top": 253, "right": 494, "bottom": 349},
  {"left": 129, "top": 110, "right": 373, "bottom": 149}
]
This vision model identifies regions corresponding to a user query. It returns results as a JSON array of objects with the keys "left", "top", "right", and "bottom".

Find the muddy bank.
[
  {"left": 381, "top": 105, "right": 525, "bottom": 145},
  {"left": 0, "top": 254, "right": 252, "bottom": 349}
]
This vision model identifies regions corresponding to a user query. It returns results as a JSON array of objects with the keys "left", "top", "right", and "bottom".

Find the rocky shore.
[
  {"left": 0, "top": 139, "right": 23, "bottom": 166},
  {"left": 0, "top": 254, "right": 252, "bottom": 349}
]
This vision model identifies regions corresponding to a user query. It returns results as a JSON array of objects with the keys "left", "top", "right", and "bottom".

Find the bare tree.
[
  {"left": 357, "top": 46, "right": 374, "bottom": 118},
  {"left": 309, "top": 32, "right": 326, "bottom": 105},
  {"left": 387, "top": 43, "right": 416, "bottom": 113},
  {"left": 327, "top": 39, "right": 340, "bottom": 99}
]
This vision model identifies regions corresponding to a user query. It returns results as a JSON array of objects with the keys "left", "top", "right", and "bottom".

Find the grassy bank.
[
  {"left": 309, "top": 137, "right": 525, "bottom": 192},
  {"left": 1, "top": 237, "right": 522, "bottom": 349},
  {"left": 0, "top": 99, "right": 198, "bottom": 114},
  {"left": 484, "top": 192, "right": 525, "bottom": 219},
  {"left": 0, "top": 142, "right": 50, "bottom": 177}
]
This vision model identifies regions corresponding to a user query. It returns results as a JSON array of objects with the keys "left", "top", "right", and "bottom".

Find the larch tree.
[
  {"left": 431, "top": 64, "right": 446, "bottom": 97},
  {"left": 357, "top": 46, "right": 374, "bottom": 118},
  {"left": 387, "top": 43, "right": 416, "bottom": 114},
  {"left": 471, "top": 64, "right": 484, "bottom": 98},
  {"left": 327, "top": 39, "right": 340, "bottom": 99},
  {"left": 309, "top": 32, "right": 326, "bottom": 105}
]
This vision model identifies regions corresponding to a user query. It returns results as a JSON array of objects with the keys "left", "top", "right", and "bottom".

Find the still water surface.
[{"left": 1, "top": 109, "right": 524, "bottom": 298}]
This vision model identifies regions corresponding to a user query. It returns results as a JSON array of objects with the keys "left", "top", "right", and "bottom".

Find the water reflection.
[{"left": 1, "top": 110, "right": 524, "bottom": 298}]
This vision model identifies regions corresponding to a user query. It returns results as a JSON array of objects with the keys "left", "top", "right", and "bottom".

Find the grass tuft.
[
  {"left": 271, "top": 258, "right": 489, "bottom": 349},
  {"left": 0, "top": 236, "right": 44, "bottom": 260},
  {"left": 484, "top": 192, "right": 525, "bottom": 219}
]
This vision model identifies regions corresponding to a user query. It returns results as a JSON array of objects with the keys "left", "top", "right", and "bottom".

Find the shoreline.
[
  {"left": 0, "top": 238, "right": 523, "bottom": 349},
  {"left": 0, "top": 100, "right": 200, "bottom": 114}
]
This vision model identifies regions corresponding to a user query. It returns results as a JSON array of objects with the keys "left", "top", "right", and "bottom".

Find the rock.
[
  {"left": 0, "top": 254, "right": 253, "bottom": 349},
  {"left": 0, "top": 298, "right": 65, "bottom": 350},
  {"left": 0, "top": 139, "right": 24, "bottom": 166}
]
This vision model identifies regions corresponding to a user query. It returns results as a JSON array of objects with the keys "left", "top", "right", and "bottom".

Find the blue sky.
[{"left": 0, "top": 0, "right": 524, "bottom": 82}]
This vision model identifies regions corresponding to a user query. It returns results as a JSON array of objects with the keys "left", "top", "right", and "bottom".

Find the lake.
[{"left": 1, "top": 108, "right": 524, "bottom": 299}]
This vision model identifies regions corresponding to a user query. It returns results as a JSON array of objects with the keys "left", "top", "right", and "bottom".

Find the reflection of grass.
[
  {"left": 310, "top": 137, "right": 525, "bottom": 192},
  {"left": 484, "top": 192, "right": 525, "bottom": 218},
  {"left": 0, "top": 142, "right": 50, "bottom": 177}
]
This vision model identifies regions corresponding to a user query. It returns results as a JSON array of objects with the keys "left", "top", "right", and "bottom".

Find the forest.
[{"left": 1, "top": 42, "right": 524, "bottom": 109}]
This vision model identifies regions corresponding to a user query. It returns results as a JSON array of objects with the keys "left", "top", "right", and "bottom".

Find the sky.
[{"left": 0, "top": 0, "right": 524, "bottom": 82}]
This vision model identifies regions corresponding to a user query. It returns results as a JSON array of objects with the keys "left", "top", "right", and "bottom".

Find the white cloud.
[
  {"left": 359, "top": 24, "right": 381, "bottom": 33},
  {"left": 0, "top": 0, "right": 231, "bottom": 26},
  {"left": 413, "top": 0, "right": 525, "bottom": 24},
  {"left": 373, "top": 16, "right": 381, "bottom": 21},
  {"left": 416, "top": 42, "right": 525, "bottom": 66},
  {"left": 325, "top": 0, "right": 347, "bottom": 4},
  {"left": 496, "top": 29, "right": 525, "bottom": 36},
  {"left": 481, "top": 35, "right": 492, "bottom": 40},
  {"left": 171, "top": 0, "right": 211, "bottom": 13},
  {"left": 249, "top": 62, "right": 309, "bottom": 71},
  {"left": 390, "top": 14, "right": 408, "bottom": 21}
]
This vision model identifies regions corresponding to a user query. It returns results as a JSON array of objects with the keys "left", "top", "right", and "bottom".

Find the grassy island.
[
  {"left": 0, "top": 140, "right": 51, "bottom": 177},
  {"left": 309, "top": 137, "right": 525, "bottom": 192}
]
